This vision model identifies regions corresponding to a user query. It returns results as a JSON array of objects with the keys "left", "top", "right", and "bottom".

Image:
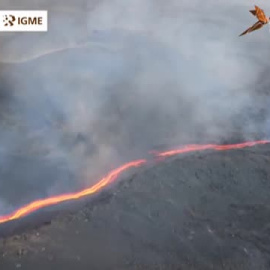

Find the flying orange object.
[{"left": 239, "top": 5, "right": 270, "bottom": 36}]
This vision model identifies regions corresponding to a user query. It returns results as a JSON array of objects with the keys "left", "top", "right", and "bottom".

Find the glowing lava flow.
[
  {"left": 156, "top": 140, "right": 270, "bottom": 157},
  {"left": 0, "top": 159, "right": 146, "bottom": 225},
  {"left": 0, "top": 140, "right": 269, "bottom": 225}
]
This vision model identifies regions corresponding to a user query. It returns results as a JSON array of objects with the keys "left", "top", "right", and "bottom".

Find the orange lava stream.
[
  {"left": 156, "top": 140, "right": 270, "bottom": 157},
  {"left": 0, "top": 159, "right": 146, "bottom": 225},
  {"left": 0, "top": 140, "right": 269, "bottom": 225}
]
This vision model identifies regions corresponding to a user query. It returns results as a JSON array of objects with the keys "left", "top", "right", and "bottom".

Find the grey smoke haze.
[{"left": 0, "top": 0, "right": 270, "bottom": 214}]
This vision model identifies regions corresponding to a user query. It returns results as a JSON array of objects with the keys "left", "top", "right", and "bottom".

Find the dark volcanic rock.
[{"left": 1, "top": 144, "right": 270, "bottom": 269}]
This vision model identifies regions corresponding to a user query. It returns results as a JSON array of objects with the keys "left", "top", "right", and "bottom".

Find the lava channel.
[
  {"left": 0, "top": 159, "right": 146, "bottom": 224},
  {"left": 156, "top": 140, "right": 270, "bottom": 157},
  {"left": 0, "top": 140, "right": 269, "bottom": 225}
]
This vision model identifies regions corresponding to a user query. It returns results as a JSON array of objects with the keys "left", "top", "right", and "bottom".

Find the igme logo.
[
  {"left": 3, "top": 15, "right": 16, "bottom": 26},
  {"left": 0, "top": 10, "right": 47, "bottom": 32}
]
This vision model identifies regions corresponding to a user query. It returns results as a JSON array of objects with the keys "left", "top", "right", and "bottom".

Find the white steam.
[{"left": 0, "top": 0, "right": 269, "bottom": 214}]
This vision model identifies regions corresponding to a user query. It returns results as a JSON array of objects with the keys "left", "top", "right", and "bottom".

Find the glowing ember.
[
  {"left": 0, "top": 140, "right": 269, "bottom": 225},
  {"left": 0, "top": 159, "right": 146, "bottom": 224}
]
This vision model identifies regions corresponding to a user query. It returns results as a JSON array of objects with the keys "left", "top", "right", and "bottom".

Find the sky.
[{"left": 0, "top": 0, "right": 270, "bottom": 214}]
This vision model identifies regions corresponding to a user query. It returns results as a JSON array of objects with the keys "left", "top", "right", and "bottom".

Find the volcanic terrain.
[{"left": 1, "top": 143, "right": 270, "bottom": 270}]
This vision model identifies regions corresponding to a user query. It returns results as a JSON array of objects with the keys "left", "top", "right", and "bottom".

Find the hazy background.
[{"left": 0, "top": 0, "right": 270, "bottom": 214}]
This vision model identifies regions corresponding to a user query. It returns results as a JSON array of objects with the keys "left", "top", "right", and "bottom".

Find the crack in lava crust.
[{"left": 0, "top": 140, "right": 269, "bottom": 225}]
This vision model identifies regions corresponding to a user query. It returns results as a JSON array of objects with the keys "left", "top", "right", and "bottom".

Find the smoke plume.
[{"left": 0, "top": 0, "right": 270, "bottom": 214}]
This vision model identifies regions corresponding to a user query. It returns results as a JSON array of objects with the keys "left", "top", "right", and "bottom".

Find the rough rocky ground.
[{"left": 0, "top": 144, "right": 270, "bottom": 270}]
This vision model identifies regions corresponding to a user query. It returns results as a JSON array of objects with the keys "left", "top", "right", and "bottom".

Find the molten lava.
[
  {"left": 0, "top": 160, "right": 146, "bottom": 224},
  {"left": 156, "top": 140, "right": 270, "bottom": 157},
  {"left": 0, "top": 140, "right": 269, "bottom": 225}
]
